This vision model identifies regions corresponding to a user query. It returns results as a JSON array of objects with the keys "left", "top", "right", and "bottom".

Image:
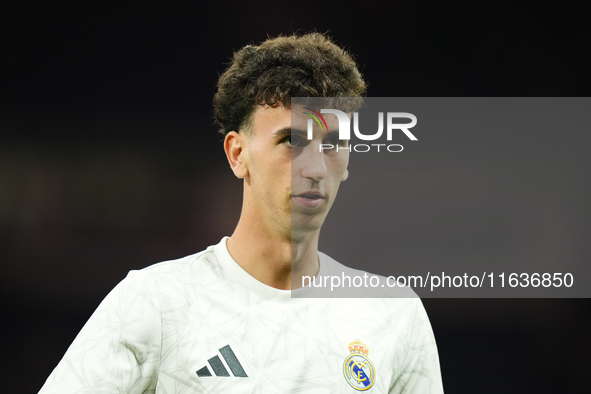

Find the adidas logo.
[{"left": 196, "top": 345, "right": 248, "bottom": 378}]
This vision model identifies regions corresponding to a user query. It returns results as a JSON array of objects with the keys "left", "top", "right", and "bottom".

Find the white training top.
[{"left": 39, "top": 238, "right": 444, "bottom": 393}]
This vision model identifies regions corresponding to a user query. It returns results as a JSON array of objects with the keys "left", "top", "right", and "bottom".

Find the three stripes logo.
[{"left": 196, "top": 345, "right": 248, "bottom": 378}]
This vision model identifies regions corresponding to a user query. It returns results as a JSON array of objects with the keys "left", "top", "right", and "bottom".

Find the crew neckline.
[{"left": 213, "top": 237, "right": 327, "bottom": 302}]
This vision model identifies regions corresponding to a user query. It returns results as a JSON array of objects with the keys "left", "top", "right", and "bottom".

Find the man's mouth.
[
  {"left": 292, "top": 192, "right": 325, "bottom": 209},
  {"left": 297, "top": 193, "right": 324, "bottom": 200}
]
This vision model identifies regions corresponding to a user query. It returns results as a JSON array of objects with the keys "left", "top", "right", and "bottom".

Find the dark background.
[
  {"left": 319, "top": 97, "right": 591, "bottom": 298},
  {"left": 2, "top": 1, "right": 590, "bottom": 392}
]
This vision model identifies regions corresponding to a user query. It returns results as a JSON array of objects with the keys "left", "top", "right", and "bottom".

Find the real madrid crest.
[{"left": 343, "top": 339, "right": 376, "bottom": 391}]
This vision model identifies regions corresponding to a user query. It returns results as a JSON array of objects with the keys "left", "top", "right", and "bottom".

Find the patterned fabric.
[{"left": 39, "top": 238, "right": 444, "bottom": 393}]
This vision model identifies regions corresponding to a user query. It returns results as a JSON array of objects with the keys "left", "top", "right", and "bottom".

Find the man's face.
[{"left": 243, "top": 104, "right": 349, "bottom": 241}]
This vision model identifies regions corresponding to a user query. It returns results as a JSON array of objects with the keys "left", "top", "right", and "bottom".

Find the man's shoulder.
[
  {"left": 141, "top": 246, "right": 215, "bottom": 276},
  {"left": 100, "top": 239, "right": 242, "bottom": 315},
  {"left": 122, "top": 240, "right": 227, "bottom": 290}
]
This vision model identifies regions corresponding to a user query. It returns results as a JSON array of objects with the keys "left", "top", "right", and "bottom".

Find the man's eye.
[{"left": 284, "top": 135, "right": 305, "bottom": 147}]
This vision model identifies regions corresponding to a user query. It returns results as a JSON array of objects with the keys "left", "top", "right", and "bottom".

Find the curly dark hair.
[{"left": 213, "top": 32, "right": 367, "bottom": 135}]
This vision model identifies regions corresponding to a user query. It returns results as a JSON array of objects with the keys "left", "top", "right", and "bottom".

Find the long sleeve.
[{"left": 38, "top": 271, "right": 162, "bottom": 394}]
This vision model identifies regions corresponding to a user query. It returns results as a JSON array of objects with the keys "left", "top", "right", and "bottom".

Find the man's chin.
[{"left": 290, "top": 219, "right": 326, "bottom": 239}]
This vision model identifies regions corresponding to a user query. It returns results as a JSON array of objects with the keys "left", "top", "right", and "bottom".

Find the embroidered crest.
[{"left": 343, "top": 339, "right": 376, "bottom": 391}]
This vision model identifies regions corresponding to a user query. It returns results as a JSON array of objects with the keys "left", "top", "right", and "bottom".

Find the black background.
[{"left": 2, "top": 1, "right": 590, "bottom": 392}]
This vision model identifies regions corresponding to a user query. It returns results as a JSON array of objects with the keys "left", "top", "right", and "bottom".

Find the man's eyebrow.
[
  {"left": 272, "top": 128, "right": 306, "bottom": 137},
  {"left": 325, "top": 129, "right": 347, "bottom": 140}
]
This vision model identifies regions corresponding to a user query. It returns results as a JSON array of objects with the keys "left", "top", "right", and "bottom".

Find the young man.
[{"left": 39, "top": 33, "right": 443, "bottom": 393}]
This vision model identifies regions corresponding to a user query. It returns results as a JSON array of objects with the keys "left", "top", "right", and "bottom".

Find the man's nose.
[{"left": 299, "top": 142, "right": 327, "bottom": 181}]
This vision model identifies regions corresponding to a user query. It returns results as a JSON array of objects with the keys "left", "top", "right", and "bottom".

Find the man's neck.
[{"left": 226, "top": 215, "right": 319, "bottom": 291}]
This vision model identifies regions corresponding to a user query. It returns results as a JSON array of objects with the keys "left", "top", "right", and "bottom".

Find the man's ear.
[
  {"left": 224, "top": 131, "right": 249, "bottom": 178},
  {"left": 342, "top": 169, "right": 349, "bottom": 181}
]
